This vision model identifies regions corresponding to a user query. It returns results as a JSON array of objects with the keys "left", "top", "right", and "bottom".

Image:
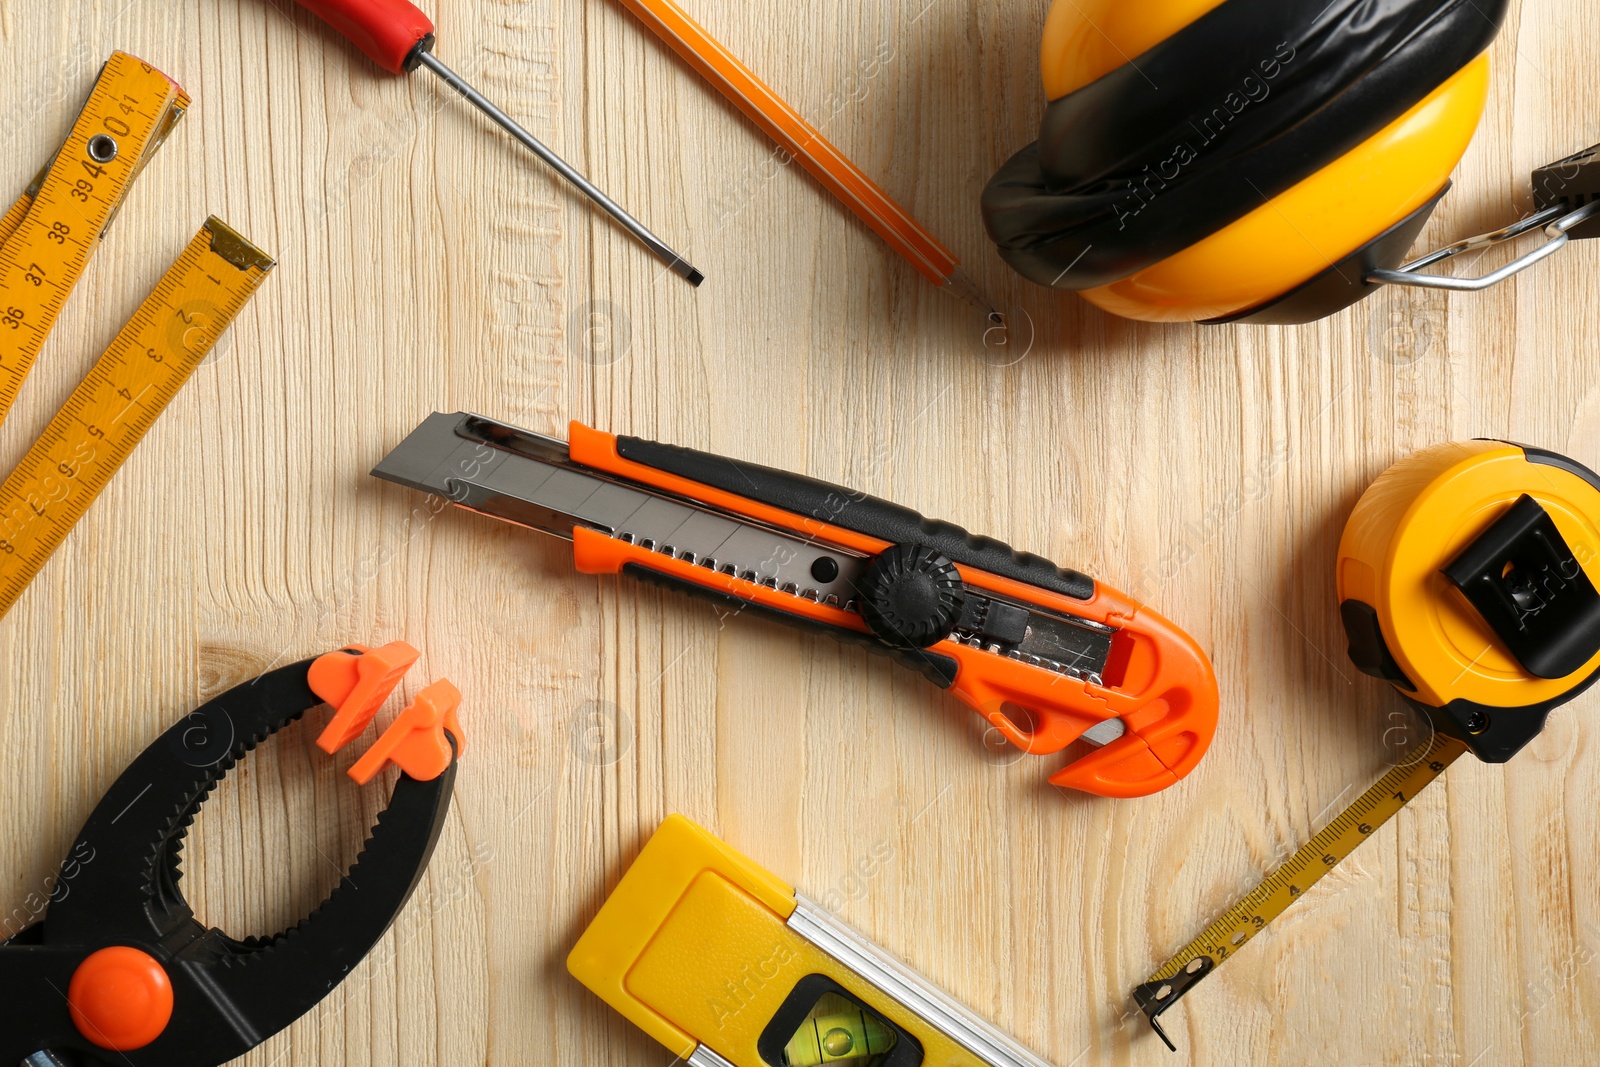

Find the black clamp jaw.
[{"left": 1, "top": 646, "right": 463, "bottom": 1066}]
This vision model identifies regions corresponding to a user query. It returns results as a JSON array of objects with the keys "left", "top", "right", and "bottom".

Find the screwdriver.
[{"left": 290, "top": 0, "right": 703, "bottom": 285}]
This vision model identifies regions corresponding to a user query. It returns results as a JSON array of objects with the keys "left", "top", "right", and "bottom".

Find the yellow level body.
[{"left": 570, "top": 816, "right": 1053, "bottom": 1067}]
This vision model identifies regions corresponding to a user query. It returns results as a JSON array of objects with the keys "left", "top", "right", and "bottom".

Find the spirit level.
[{"left": 568, "top": 816, "right": 1056, "bottom": 1067}]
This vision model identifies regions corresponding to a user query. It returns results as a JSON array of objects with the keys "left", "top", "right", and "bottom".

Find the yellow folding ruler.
[
  {"left": 0, "top": 53, "right": 275, "bottom": 618},
  {"left": 0, "top": 52, "right": 189, "bottom": 423},
  {"left": 1134, "top": 441, "right": 1600, "bottom": 1050}
]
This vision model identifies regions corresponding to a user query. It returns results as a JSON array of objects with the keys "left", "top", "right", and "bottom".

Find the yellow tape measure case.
[
  {"left": 1337, "top": 440, "right": 1600, "bottom": 761},
  {"left": 568, "top": 816, "right": 1053, "bottom": 1067}
]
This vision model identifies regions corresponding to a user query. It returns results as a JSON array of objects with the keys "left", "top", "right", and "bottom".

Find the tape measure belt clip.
[
  {"left": 1443, "top": 494, "right": 1600, "bottom": 681},
  {"left": 1337, "top": 444, "right": 1600, "bottom": 762}
]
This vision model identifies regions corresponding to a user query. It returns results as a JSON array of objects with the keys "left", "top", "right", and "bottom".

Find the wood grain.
[{"left": 2, "top": 0, "right": 1599, "bottom": 1063}]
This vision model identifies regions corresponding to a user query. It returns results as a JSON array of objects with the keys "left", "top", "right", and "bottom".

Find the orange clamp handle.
[{"left": 346, "top": 680, "right": 465, "bottom": 785}]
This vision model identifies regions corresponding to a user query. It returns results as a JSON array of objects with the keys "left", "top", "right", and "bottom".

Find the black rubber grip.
[
  {"left": 622, "top": 563, "right": 961, "bottom": 689},
  {"left": 615, "top": 435, "right": 1096, "bottom": 602}
]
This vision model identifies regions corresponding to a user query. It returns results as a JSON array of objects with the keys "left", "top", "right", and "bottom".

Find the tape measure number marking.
[
  {"left": 1134, "top": 730, "right": 1469, "bottom": 1049},
  {"left": 0, "top": 217, "right": 275, "bottom": 617}
]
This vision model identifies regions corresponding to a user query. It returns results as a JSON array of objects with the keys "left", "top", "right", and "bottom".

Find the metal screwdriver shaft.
[
  {"left": 415, "top": 52, "right": 703, "bottom": 286},
  {"left": 289, "top": 0, "right": 702, "bottom": 285}
]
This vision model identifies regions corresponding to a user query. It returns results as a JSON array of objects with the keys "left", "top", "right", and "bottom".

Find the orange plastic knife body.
[{"left": 567, "top": 423, "right": 1218, "bottom": 798}]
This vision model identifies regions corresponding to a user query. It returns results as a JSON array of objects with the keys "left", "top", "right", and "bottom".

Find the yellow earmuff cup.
[{"left": 1034, "top": 0, "right": 1494, "bottom": 323}]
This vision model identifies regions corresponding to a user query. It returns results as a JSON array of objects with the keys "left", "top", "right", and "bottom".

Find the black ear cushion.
[{"left": 983, "top": 0, "right": 1508, "bottom": 292}]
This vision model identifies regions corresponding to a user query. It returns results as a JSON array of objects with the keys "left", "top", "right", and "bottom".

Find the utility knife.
[{"left": 373, "top": 413, "right": 1219, "bottom": 798}]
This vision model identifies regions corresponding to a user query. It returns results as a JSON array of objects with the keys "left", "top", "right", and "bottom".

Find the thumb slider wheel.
[{"left": 856, "top": 543, "right": 967, "bottom": 650}]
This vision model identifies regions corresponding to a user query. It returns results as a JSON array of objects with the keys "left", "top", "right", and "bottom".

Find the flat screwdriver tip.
[{"left": 416, "top": 50, "right": 701, "bottom": 287}]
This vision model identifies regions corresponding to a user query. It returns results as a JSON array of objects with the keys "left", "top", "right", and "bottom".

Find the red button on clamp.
[{"left": 68, "top": 946, "right": 174, "bottom": 1051}]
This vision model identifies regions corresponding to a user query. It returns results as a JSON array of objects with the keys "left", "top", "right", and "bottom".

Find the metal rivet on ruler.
[{"left": 87, "top": 135, "right": 119, "bottom": 163}]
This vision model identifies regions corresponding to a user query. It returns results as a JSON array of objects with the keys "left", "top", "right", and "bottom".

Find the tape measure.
[
  {"left": 0, "top": 51, "right": 190, "bottom": 427},
  {"left": 0, "top": 53, "right": 275, "bottom": 619},
  {"left": 1134, "top": 441, "right": 1600, "bottom": 1050}
]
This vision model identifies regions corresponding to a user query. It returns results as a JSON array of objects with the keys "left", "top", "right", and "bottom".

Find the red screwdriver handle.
[{"left": 293, "top": 0, "right": 435, "bottom": 74}]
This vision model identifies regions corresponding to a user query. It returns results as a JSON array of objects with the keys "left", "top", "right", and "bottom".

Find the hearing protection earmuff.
[{"left": 982, "top": 0, "right": 1599, "bottom": 325}]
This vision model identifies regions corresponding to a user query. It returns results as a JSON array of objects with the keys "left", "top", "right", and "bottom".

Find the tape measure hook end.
[{"left": 1133, "top": 955, "right": 1215, "bottom": 1053}]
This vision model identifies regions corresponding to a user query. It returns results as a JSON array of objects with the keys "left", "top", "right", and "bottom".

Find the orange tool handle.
[
  {"left": 292, "top": 0, "right": 435, "bottom": 74},
  {"left": 566, "top": 424, "right": 1219, "bottom": 798},
  {"left": 613, "top": 0, "right": 959, "bottom": 286}
]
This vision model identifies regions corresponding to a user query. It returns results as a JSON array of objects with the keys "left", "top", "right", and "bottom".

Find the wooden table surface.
[{"left": 3, "top": 1, "right": 1599, "bottom": 1064}]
